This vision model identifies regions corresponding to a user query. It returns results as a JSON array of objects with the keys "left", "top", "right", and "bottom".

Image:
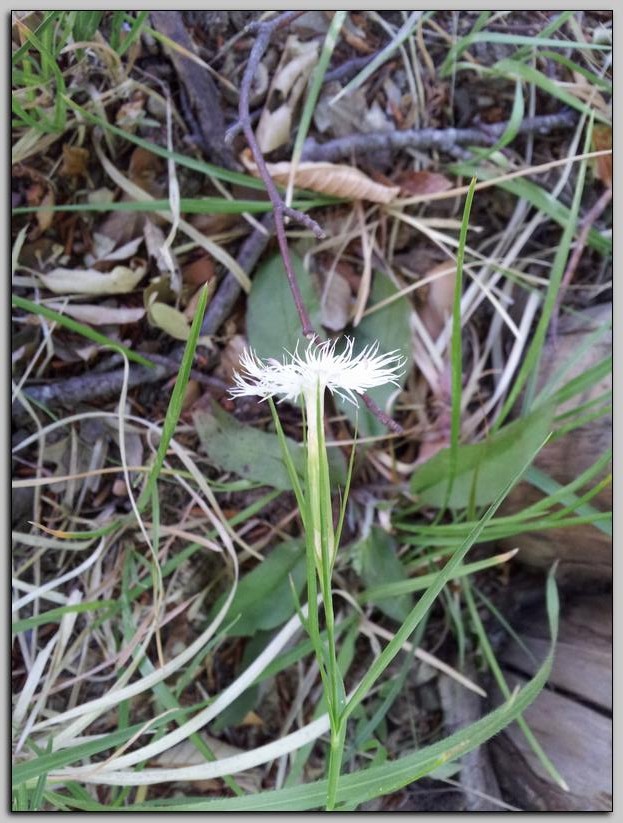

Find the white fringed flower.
[
  {"left": 230, "top": 337, "right": 405, "bottom": 406},
  {"left": 231, "top": 337, "right": 405, "bottom": 570}
]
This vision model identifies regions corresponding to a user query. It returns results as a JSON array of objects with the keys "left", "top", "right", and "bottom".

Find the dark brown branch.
[
  {"left": 227, "top": 10, "right": 325, "bottom": 339},
  {"left": 150, "top": 11, "right": 237, "bottom": 170},
  {"left": 201, "top": 213, "right": 274, "bottom": 337},
  {"left": 361, "top": 393, "right": 404, "bottom": 434},
  {"left": 301, "top": 109, "right": 579, "bottom": 163},
  {"left": 229, "top": 11, "right": 404, "bottom": 433}
]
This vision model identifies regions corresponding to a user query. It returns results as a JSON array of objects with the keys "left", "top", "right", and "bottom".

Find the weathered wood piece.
[
  {"left": 150, "top": 11, "right": 237, "bottom": 170},
  {"left": 499, "top": 303, "right": 612, "bottom": 584},
  {"left": 492, "top": 594, "right": 612, "bottom": 811},
  {"left": 499, "top": 594, "right": 612, "bottom": 711},
  {"left": 438, "top": 662, "right": 503, "bottom": 811}
]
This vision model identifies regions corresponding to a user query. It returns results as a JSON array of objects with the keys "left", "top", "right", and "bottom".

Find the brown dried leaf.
[
  {"left": 182, "top": 254, "right": 216, "bottom": 287},
  {"left": 128, "top": 147, "right": 165, "bottom": 197},
  {"left": 242, "top": 151, "right": 399, "bottom": 204},
  {"left": 255, "top": 36, "right": 319, "bottom": 154},
  {"left": 419, "top": 262, "right": 456, "bottom": 339},
  {"left": 592, "top": 125, "right": 612, "bottom": 188},
  {"left": 61, "top": 144, "right": 90, "bottom": 178},
  {"left": 395, "top": 170, "right": 453, "bottom": 197}
]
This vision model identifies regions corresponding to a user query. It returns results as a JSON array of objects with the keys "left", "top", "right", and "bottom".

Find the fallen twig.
[
  {"left": 229, "top": 11, "right": 404, "bottom": 433},
  {"left": 226, "top": 10, "right": 326, "bottom": 338},
  {"left": 150, "top": 11, "right": 237, "bottom": 170},
  {"left": 301, "top": 109, "right": 579, "bottom": 163},
  {"left": 549, "top": 185, "right": 612, "bottom": 342},
  {"left": 201, "top": 213, "right": 274, "bottom": 337},
  {"left": 12, "top": 221, "right": 275, "bottom": 419}
]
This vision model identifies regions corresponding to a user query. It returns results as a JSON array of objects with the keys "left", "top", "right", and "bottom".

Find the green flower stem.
[
  {"left": 304, "top": 385, "right": 346, "bottom": 809},
  {"left": 326, "top": 721, "right": 347, "bottom": 811}
]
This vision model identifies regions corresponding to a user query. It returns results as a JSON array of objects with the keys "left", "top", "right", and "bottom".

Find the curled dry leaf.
[
  {"left": 255, "top": 35, "right": 319, "bottom": 154},
  {"left": 37, "top": 262, "right": 146, "bottom": 295},
  {"left": 84, "top": 234, "right": 143, "bottom": 268},
  {"left": 46, "top": 302, "right": 146, "bottom": 326},
  {"left": 242, "top": 150, "right": 399, "bottom": 204}
]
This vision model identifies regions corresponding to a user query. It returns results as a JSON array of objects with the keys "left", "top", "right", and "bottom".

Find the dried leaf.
[
  {"left": 147, "top": 300, "right": 191, "bottom": 341},
  {"left": 321, "top": 272, "right": 352, "bottom": 331},
  {"left": 84, "top": 234, "right": 143, "bottom": 268},
  {"left": 115, "top": 95, "right": 147, "bottom": 130},
  {"left": 38, "top": 263, "right": 146, "bottom": 295},
  {"left": 182, "top": 254, "right": 216, "bottom": 287},
  {"left": 592, "top": 125, "right": 612, "bottom": 189},
  {"left": 46, "top": 302, "right": 145, "bottom": 326},
  {"left": 143, "top": 219, "right": 181, "bottom": 292},
  {"left": 420, "top": 262, "right": 456, "bottom": 339},
  {"left": 128, "top": 147, "right": 165, "bottom": 197},
  {"left": 395, "top": 170, "right": 453, "bottom": 197},
  {"left": 242, "top": 152, "right": 399, "bottom": 204},
  {"left": 256, "top": 36, "right": 319, "bottom": 153},
  {"left": 314, "top": 81, "right": 392, "bottom": 137},
  {"left": 215, "top": 334, "right": 248, "bottom": 383},
  {"left": 36, "top": 188, "right": 55, "bottom": 233},
  {"left": 60, "top": 144, "right": 90, "bottom": 178}
]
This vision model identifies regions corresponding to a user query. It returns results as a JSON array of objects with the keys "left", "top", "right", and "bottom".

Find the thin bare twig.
[
  {"left": 549, "top": 185, "right": 612, "bottom": 342},
  {"left": 226, "top": 10, "right": 325, "bottom": 338},
  {"left": 228, "top": 10, "right": 404, "bottom": 433},
  {"left": 301, "top": 109, "right": 579, "bottom": 163}
]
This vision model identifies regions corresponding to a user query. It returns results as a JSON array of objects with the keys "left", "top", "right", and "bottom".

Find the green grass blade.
[
  {"left": 359, "top": 550, "right": 517, "bottom": 601},
  {"left": 343, "top": 441, "right": 547, "bottom": 723},
  {"left": 492, "top": 59, "right": 610, "bottom": 124},
  {"left": 45, "top": 570, "right": 558, "bottom": 811},
  {"left": 445, "top": 177, "right": 477, "bottom": 508},
  {"left": 136, "top": 284, "right": 208, "bottom": 512},
  {"left": 290, "top": 11, "right": 347, "bottom": 169},
  {"left": 463, "top": 577, "right": 568, "bottom": 789},
  {"left": 494, "top": 116, "right": 594, "bottom": 429},
  {"left": 448, "top": 164, "right": 611, "bottom": 257},
  {"left": 12, "top": 196, "right": 335, "bottom": 217}
]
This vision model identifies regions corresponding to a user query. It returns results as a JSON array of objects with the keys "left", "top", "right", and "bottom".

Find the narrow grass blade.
[
  {"left": 495, "top": 117, "right": 594, "bottom": 428},
  {"left": 445, "top": 177, "right": 477, "bottom": 510},
  {"left": 136, "top": 284, "right": 208, "bottom": 512},
  {"left": 49, "top": 569, "right": 558, "bottom": 811},
  {"left": 343, "top": 441, "right": 548, "bottom": 723},
  {"left": 462, "top": 577, "right": 568, "bottom": 790}
]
